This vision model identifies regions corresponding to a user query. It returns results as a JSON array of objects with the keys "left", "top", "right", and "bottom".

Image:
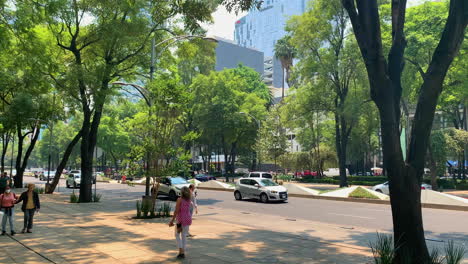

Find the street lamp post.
[
  {"left": 239, "top": 112, "right": 261, "bottom": 171},
  {"left": 113, "top": 35, "right": 217, "bottom": 197}
]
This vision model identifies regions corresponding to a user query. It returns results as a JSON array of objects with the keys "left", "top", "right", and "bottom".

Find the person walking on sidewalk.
[
  {"left": 169, "top": 186, "right": 192, "bottom": 259},
  {"left": 187, "top": 184, "right": 198, "bottom": 237},
  {"left": 0, "top": 186, "right": 17, "bottom": 236},
  {"left": 16, "top": 184, "right": 40, "bottom": 233},
  {"left": 0, "top": 172, "right": 9, "bottom": 194}
]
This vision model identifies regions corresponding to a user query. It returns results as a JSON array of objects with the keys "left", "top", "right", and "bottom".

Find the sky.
[
  {"left": 202, "top": 6, "right": 246, "bottom": 40},
  {"left": 203, "top": 0, "right": 425, "bottom": 41}
]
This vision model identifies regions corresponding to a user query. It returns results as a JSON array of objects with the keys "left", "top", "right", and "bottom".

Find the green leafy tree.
[
  {"left": 341, "top": 0, "right": 467, "bottom": 260},
  {"left": 256, "top": 105, "right": 288, "bottom": 172},
  {"left": 191, "top": 66, "right": 268, "bottom": 173},
  {"left": 287, "top": 0, "right": 367, "bottom": 186},
  {"left": 20, "top": 0, "right": 219, "bottom": 202}
]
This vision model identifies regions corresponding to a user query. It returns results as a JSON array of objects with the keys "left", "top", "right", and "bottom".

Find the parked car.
[
  {"left": 157, "top": 177, "right": 191, "bottom": 201},
  {"left": 372, "top": 182, "right": 433, "bottom": 195},
  {"left": 66, "top": 173, "right": 81, "bottom": 188},
  {"left": 40, "top": 171, "right": 56, "bottom": 181},
  {"left": 234, "top": 178, "right": 288, "bottom": 203},
  {"left": 244, "top": 171, "right": 273, "bottom": 179},
  {"left": 195, "top": 174, "right": 216, "bottom": 182}
]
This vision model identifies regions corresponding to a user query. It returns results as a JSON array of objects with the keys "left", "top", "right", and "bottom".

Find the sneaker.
[
  {"left": 11, "top": 231, "right": 15, "bottom": 236},
  {"left": 1, "top": 231, "right": 5, "bottom": 236},
  {"left": 21, "top": 229, "right": 26, "bottom": 234},
  {"left": 27, "top": 230, "right": 32, "bottom": 233},
  {"left": 176, "top": 254, "right": 185, "bottom": 259}
]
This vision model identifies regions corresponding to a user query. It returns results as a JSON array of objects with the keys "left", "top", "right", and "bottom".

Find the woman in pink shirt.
[
  {"left": 169, "top": 187, "right": 192, "bottom": 259},
  {"left": 0, "top": 186, "right": 17, "bottom": 236}
]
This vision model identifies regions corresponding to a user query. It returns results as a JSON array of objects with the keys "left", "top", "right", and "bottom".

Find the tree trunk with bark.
[
  {"left": 1, "top": 133, "right": 10, "bottom": 173},
  {"left": 46, "top": 131, "right": 82, "bottom": 194},
  {"left": 14, "top": 125, "right": 40, "bottom": 188},
  {"left": 341, "top": 0, "right": 467, "bottom": 262}
]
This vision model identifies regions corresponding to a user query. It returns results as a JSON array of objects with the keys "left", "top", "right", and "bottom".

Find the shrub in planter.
[{"left": 70, "top": 192, "right": 79, "bottom": 203}]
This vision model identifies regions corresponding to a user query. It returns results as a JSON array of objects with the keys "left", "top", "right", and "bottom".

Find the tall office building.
[
  {"left": 214, "top": 37, "right": 264, "bottom": 76},
  {"left": 234, "top": 0, "right": 307, "bottom": 88},
  {"left": 234, "top": 0, "right": 307, "bottom": 58}
]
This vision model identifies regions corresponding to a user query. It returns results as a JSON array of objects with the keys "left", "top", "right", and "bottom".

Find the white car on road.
[
  {"left": 245, "top": 171, "right": 273, "bottom": 179},
  {"left": 157, "top": 177, "right": 191, "bottom": 201},
  {"left": 67, "top": 173, "right": 81, "bottom": 188},
  {"left": 372, "top": 181, "right": 432, "bottom": 195},
  {"left": 234, "top": 178, "right": 288, "bottom": 203}
]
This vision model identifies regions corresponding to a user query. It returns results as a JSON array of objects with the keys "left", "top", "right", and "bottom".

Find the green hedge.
[
  {"left": 332, "top": 176, "right": 387, "bottom": 182},
  {"left": 300, "top": 177, "right": 384, "bottom": 186},
  {"left": 456, "top": 182, "right": 468, "bottom": 190}
]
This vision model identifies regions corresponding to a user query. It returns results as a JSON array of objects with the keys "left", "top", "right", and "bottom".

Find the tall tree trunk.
[
  {"left": 427, "top": 144, "right": 438, "bottom": 191},
  {"left": 46, "top": 131, "right": 82, "bottom": 194},
  {"left": 80, "top": 104, "right": 104, "bottom": 202},
  {"left": 335, "top": 113, "right": 348, "bottom": 187},
  {"left": 15, "top": 125, "right": 40, "bottom": 188},
  {"left": 1, "top": 133, "right": 10, "bottom": 173},
  {"left": 110, "top": 150, "right": 119, "bottom": 172}
]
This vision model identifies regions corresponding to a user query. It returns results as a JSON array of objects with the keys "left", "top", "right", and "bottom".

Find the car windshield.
[
  {"left": 260, "top": 179, "right": 277, "bottom": 186},
  {"left": 170, "top": 177, "right": 188, "bottom": 185},
  {"left": 262, "top": 173, "right": 273, "bottom": 179}
]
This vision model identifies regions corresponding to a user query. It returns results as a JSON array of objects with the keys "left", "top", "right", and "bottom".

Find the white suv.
[
  {"left": 66, "top": 173, "right": 81, "bottom": 188},
  {"left": 234, "top": 178, "right": 288, "bottom": 203},
  {"left": 245, "top": 171, "right": 273, "bottom": 179},
  {"left": 157, "top": 177, "right": 191, "bottom": 201}
]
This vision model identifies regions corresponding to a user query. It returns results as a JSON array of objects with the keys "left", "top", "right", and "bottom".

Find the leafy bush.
[
  {"left": 349, "top": 187, "right": 379, "bottom": 199},
  {"left": 70, "top": 192, "right": 79, "bottom": 203},
  {"left": 369, "top": 233, "right": 394, "bottom": 264},
  {"left": 34, "top": 187, "right": 45, "bottom": 194},
  {"left": 369, "top": 233, "right": 466, "bottom": 264},
  {"left": 456, "top": 182, "right": 468, "bottom": 190},
  {"left": 300, "top": 177, "right": 382, "bottom": 186},
  {"left": 93, "top": 193, "right": 102, "bottom": 202},
  {"left": 438, "top": 179, "right": 456, "bottom": 189},
  {"left": 162, "top": 202, "right": 172, "bottom": 217},
  {"left": 333, "top": 176, "right": 388, "bottom": 182},
  {"left": 141, "top": 198, "right": 151, "bottom": 217},
  {"left": 277, "top": 174, "right": 293, "bottom": 182},
  {"left": 445, "top": 240, "right": 467, "bottom": 264}
]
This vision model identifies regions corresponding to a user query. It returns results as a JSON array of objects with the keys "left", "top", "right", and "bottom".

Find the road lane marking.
[{"left": 328, "top": 213, "right": 375, "bottom": 220}]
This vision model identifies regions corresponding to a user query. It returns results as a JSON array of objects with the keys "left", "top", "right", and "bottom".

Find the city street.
[{"left": 24, "top": 176, "right": 468, "bottom": 245}]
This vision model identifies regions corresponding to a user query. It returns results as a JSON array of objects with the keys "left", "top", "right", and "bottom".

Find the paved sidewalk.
[
  {"left": 0, "top": 191, "right": 378, "bottom": 264},
  {"left": 1, "top": 190, "right": 466, "bottom": 264}
]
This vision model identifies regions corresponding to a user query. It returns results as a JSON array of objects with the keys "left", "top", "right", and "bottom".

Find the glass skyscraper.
[
  {"left": 234, "top": 0, "right": 307, "bottom": 88},
  {"left": 234, "top": 0, "right": 307, "bottom": 58}
]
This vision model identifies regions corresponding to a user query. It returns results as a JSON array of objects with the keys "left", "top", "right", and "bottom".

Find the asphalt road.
[{"left": 23, "top": 176, "right": 467, "bottom": 243}]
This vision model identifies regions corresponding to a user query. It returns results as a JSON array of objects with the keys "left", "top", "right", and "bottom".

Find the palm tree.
[{"left": 274, "top": 35, "right": 296, "bottom": 98}]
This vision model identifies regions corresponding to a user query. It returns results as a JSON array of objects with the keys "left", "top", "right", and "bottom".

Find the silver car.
[
  {"left": 372, "top": 181, "right": 432, "bottom": 195},
  {"left": 234, "top": 178, "right": 288, "bottom": 203}
]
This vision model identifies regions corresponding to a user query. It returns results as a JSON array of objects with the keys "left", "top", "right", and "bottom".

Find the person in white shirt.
[{"left": 187, "top": 184, "right": 198, "bottom": 237}]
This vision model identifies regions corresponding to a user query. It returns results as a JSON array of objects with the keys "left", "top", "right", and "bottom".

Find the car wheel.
[
  {"left": 376, "top": 189, "right": 382, "bottom": 193},
  {"left": 66, "top": 182, "right": 70, "bottom": 188},
  {"left": 260, "top": 193, "right": 269, "bottom": 203},
  {"left": 169, "top": 191, "right": 177, "bottom": 201},
  {"left": 234, "top": 191, "right": 242, "bottom": 201},
  {"left": 73, "top": 182, "right": 77, "bottom": 189}
]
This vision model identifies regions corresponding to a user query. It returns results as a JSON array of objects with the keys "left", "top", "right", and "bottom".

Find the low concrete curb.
[{"left": 197, "top": 187, "right": 468, "bottom": 212}]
